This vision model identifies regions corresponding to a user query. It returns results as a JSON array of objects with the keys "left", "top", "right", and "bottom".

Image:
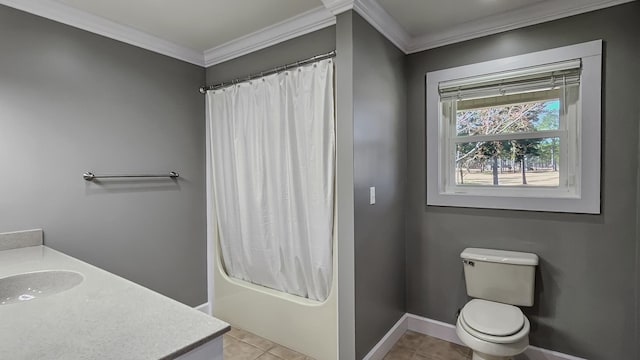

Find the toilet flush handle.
[{"left": 463, "top": 259, "right": 475, "bottom": 266}]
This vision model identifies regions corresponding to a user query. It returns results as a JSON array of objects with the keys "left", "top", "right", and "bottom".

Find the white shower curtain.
[{"left": 206, "top": 58, "right": 335, "bottom": 301}]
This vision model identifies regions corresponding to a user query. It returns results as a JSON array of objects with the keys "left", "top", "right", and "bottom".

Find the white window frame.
[{"left": 426, "top": 40, "right": 602, "bottom": 213}]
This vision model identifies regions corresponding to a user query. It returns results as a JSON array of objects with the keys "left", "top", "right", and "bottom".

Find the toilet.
[{"left": 456, "top": 248, "right": 539, "bottom": 360}]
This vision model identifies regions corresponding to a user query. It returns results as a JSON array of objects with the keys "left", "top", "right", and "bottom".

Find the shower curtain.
[{"left": 206, "top": 58, "right": 335, "bottom": 301}]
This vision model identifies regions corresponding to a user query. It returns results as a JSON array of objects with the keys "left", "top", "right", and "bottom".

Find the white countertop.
[{"left": 0, "top": 245, "right": 229, "bottom": 360}]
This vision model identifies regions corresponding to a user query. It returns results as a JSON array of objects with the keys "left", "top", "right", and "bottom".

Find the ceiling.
[
  {"left": 376, "top": 0, "right": 548, "bottom": 36},
  {"left": 56, "top": 0, "right": 323, "bottom": 51},
  {"left": 1, "top": 0, "right": 633, "bottom": 66}
]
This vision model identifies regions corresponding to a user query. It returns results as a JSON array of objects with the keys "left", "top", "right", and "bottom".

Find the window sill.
[{"left": 428, "top": 191, "right": 599, "bottom": 213}]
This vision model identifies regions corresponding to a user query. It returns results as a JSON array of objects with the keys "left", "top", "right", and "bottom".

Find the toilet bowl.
[
  {"left": 456, "top": 299, "right": 530, "bottom": 360},
  {"left": 457, "top": 248, "right": 538, "bottom": 360}
]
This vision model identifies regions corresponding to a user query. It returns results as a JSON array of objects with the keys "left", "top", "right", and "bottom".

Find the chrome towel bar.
[{"left": 83, "top": 171, "right": 179, "bottom": 181}]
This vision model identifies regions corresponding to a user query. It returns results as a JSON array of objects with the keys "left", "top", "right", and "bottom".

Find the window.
[{"left": 426, "top": 41, "right": 602, "bottom": 213}]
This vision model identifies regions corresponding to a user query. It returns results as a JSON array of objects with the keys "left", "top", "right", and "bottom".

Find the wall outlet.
[{"left": 369, "top": 187, "right": 376, "bottom": 205}]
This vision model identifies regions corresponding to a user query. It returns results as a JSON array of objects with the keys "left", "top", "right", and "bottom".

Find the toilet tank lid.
[{"left": 461, "top": 248, "right": 539, "bottom": 266}]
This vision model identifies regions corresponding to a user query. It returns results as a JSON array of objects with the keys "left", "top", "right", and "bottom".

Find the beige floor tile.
[
  {"left": 415, "top": 337, "right": 471, "bottom": 360},
  {"left": 224, "top": 336, "right": 265, "bottom": 360},
  {"left": 268, "top": 345, "right": 306, "bottom": 360},
  {"left": 256, "top": 353, "right": 281, "bottom": 360},
  {"left": 227, "top": 327, "right": 250, "bottom": 339},
  {"left": 225, "top": 327, "right": 276, "bottom": 351},
  {"left": 383, "top": 344, "right": 415, "bottom": 360},
  {"left": 235, "top": 331, "right": 276, "bottom": 351},
  {"left": 382, "top": 332, "right": 473, "bottom": 360},
  {"left": 224, "top": 334, "right": 235, "bottom": 348},
  {"left": 396, "top": 331, "right": 427, "bottom": 350}
]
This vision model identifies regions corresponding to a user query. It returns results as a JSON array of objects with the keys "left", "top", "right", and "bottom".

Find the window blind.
[{"left": 439, "top": 59, "right": 581, "bottom": 102}]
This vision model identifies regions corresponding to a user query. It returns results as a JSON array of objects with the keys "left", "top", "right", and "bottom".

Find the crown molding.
[
  {"left": 203, "top": 6, "right": 335, "bottom": 67},
  {"left": 319, "top": 0, "right": 411, "bottom": 53},
  {"left": 352, "top": 0, "right": 411, "bottom": 52},
  {"left": 407, "top": 0, "right": 636, "bottom": 54},
  {"left": 0, "top": 0, "right": 205, "bottom": 66},
  {"left": 320, "top": 0, "right": 355, "bottom": 15},
  {"left": 1, "top": 0, "right": 633, "bottom": 68}
]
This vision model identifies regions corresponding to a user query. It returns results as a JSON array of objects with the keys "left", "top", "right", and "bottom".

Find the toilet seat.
[
  {"left": 456, "top": 316, "right": 530, "bottom": 359},
  {"left": 462, "top": 299, "right": 524, "bottom": 336},
  {"left": 459, "top": 299, "right": 530, "bottom": 344}
]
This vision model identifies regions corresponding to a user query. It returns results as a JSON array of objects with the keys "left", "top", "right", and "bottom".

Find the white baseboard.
[
  {"left": 517, "top": 347, "right": 588, "bottom": 360},
  {"left": 364, "top": 313, "right": 587, "bottom": 360},
  {"left": 195, "top": 302, "right": 210, "bottom": 314},
  {"left": 194, "top": 305, "right": 586, "bottom": 360},
  {"left": 362, "top": 314, "right": 409, "bottom": 360},
  {"left": 406, "top": 314, "right": 462, "bottom": 346}
]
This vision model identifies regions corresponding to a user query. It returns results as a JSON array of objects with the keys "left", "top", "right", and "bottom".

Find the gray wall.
[
  {"left": 351, "top": 12, "right": 406, "bottom": 360},
  {"left": 0, "top": 5, "right": 207, "bottom": 306},
  {"left": 405, "top": 3, "right": 640, "bottom": 359},
  {"left": 205, "top": 26, "right": 335, "bottom": 84}
]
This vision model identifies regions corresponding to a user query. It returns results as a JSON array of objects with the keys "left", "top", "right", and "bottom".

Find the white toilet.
[{"left": 456, "top": 248, "right": 539, "bottom": 360}]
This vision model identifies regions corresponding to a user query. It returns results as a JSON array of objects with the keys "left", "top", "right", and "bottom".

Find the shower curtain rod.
[{"left": 198, "top": 50, "right": 336, "bottom": 94}]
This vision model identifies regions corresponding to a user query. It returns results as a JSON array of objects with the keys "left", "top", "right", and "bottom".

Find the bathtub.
[{"left": 206, "top": 225, "right": 338, "bottom": 360}]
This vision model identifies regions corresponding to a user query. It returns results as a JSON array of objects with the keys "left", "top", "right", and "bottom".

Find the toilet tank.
[{"left": 461, "top": 248, "right": 538, "bottom": 306}]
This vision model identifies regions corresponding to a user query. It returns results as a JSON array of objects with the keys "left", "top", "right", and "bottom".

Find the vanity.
[{"left": 0, "top": 230, "right": 229, "bottom": 360}]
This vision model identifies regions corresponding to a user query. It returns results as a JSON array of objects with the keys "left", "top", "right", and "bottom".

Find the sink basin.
[{"left": 0, "top": 270, "right": 84, "bottom": 305}]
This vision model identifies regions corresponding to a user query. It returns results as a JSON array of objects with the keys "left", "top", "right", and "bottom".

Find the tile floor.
[
  {"left": 383, "top": 330, "right": 472, "bottom": 360},
  {"left": 223, "top": 327, "right": 316, "bottom": 360},
  {"left": 224, "top": 327, "right": 471, "bottom": 360}
]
